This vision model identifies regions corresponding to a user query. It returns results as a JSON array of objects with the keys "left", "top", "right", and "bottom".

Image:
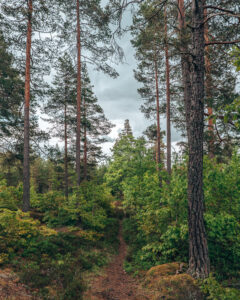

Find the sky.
[{"left": 87, "top": 6, "right": 182, "bottom": 155}]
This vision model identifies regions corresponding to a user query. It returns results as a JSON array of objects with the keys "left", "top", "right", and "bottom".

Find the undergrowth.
[{"left": 0, "top": 181, "right": 119, "bottom": 299}]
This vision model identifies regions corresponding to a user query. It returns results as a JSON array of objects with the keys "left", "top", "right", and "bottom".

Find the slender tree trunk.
[
  {"left": 178, "top": 0, "right": 191, "bottom": 142},
  {"left": 64, "top": 95, "right": 68, "bottom": 200},
  {"left": 23, "top": 0, "right": 33, "bottom": 212},
  {"left": 76, "top": 0, "right": 82, "bottom": 186},
  {"left": 154, "top": 52, "right": 161, "bottom": 171},
  {"left": 187, "top": 0, "right": 210, "bottom": 279},
  {"left": 204, "top": 8, "right": 214, "bottom": 158},
  {"left": 83, "top": 98, "right": 87, "bottom": 180},
  {"left": 155, "top": 141, "right": 158, "bottom": 165},
  {"left": 164, "top": 6, "right": 171, "bottom": 176}
]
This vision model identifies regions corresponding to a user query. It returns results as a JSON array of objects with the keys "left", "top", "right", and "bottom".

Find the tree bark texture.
[
  {"left": 23, "top": 0, "right": 33, "bottom": 212},
  {"left": 178, "top": 0, "right": 192, "bottom": 142},
  {"left": 154, "top": 51, "right": 161, "bottom": 171},
  {"left": 204, "top": 8, "right": 214, "bottom": 158},
  {"left": 64, "top": 94, "right": 68, "bottom": 200},
  {"left": 164, "top": 6, "right": 171, "bottom": 175},
  {"left": 76, "top": 0, "right": 82, "bottom": 186},
  {"left": 187, "top": 0, "right": 210, "bottom": 279},
  {"left": 83, "top": 98, "right": 87, "bottom": 180}
]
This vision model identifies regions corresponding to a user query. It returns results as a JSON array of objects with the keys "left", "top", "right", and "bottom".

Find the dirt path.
[{"left": 83, "top": 222, "right": 152, "bottom": 300}]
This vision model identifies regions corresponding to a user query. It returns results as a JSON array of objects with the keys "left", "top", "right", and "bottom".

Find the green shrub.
[
  {"left": 19, "top": 254, "right": 85, "bottom": 299},
  {"left": 206, "top": 213, "right": 240, "bottom": 279},
  {"left": 0, "top": 209, "right": 57, "bottom": 259},
  {"left": 201, "top": 274, "right": 240, "bottom": 300},
  {"left": 0, "top": 180, "right": 22, "bottom": 210}
]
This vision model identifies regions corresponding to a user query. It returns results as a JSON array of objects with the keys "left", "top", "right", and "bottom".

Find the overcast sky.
[{"left": 87, "top": 7, "right": 182, "bottom": 155}]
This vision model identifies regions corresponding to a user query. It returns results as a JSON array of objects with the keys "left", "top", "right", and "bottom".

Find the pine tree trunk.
[
  {"left": 187, "top": 0, "right": 210, "bottom": 279},
  {"left": 154, "top": 53, "right": 161, "bottom": 171},
  {"left": 164, "top": 6, "right": 171, "bottom": 176},
  {"left": 178, "top": 0, "right": 191, "bottom": 141},
  {"left": 204, "top": 8, "right": 214, "bottom": 158},
  {"left": 76, "top": 0, "right": 82, "bottom": 186},
  {"left": 23, "top": 0, "right": 33, "bottom": 212},
  {"left": 83, "top": 98, "right": 87, "bottom": 180},
  {"left": 64, "top": 96, "right": 68, "bottom": 200}
]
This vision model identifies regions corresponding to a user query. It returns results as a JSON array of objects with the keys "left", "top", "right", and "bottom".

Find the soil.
[
  {"left": 83, "top": 222, "right": 153, "bottom": 300},
  {"left": 0, "top": 269, "right": 33, "bottom": 300}
]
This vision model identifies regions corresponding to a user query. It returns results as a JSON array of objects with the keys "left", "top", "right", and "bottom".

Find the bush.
[
  {"left": 31, "top": 182, "right": 115, "bottom": 231},
  {"left": 19, "top": 254, "right": 85, "bottom": 299},
  {"left": 0, "top": 209, "right": 57, "bottom": 261},
  {"left": 201, "top": 275, "right": 240, "bottom": 300},
  {"left": 0, "top": 180, "right": 22, "bottom": 210},
  {"left": 123, "top": 211, "right": 240, "bottom": 279},
  {"left": 206, "top": 213, "right": 240, "bottom": 279}
]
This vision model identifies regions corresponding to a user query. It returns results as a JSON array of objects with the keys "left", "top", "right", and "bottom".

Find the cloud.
[{"left": 88, "top": 28, "right": 182, "bottom": 154}]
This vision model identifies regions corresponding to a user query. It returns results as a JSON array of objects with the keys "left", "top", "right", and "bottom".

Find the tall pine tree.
[
  {"left": 1, "top": 0, "right": 59, "bottom": 211},
  {"left": 58, "top": 0, "right": 118, "bottom": 186}
]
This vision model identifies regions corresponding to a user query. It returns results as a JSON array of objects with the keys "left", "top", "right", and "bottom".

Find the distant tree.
[
  {"left": 44, "top": 53, "right": 76, "bottom": 199},
  {"left": 81, "top": 65, "right": 114, "bottom": 180},
  {"left": 106, "top": 123, "right": 156, "bottom": 199},
  {"left": 121, "top": 119, "right": 133, "bottom": 137},
  {"left": 143, "top": 124, "right": 165, "bottom": 163}
]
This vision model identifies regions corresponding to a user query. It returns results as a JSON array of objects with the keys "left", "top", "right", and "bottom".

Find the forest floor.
[
  {"left": 83, "top": 221, "right": 153, "bottom": 300},
  {"left": 0, "top": 268, "right": 33, "bottom": 300}
]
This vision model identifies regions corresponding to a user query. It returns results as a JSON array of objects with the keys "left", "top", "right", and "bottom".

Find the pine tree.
[
  {"left": 1, "top": 0, "right": 59, "bottom": 211},
  {"left": 0, "top": 32, "right": 24, "bottom": 140},
  {"left": 121, "top": 120, "right": 133, "bottom": 137},
  {"left": 202, "top": 1, "right": 240, "bottom": 158},
  {"left": 81, "top": 65, "right": 114, "bottom": 180},
  {"left": 177, "top": 0, "right": 239, "bottom": 278},
  {"left": 164, "top": 5, "right": 171, "bottom": 175},
  {"left": 58, "top": 0, "right": 118, "bottom": 186},
  {"left": 44, "top": 53, "right": 76, "bottom": 199},
  {"left": 131, "top": 3, "right": 165, "bottom": 171},
  {"left": 186, "top": 0, "right": 210, "bottom": 279},
  {"left": 0, "top": 31, "right": 47, "bottom": 187}
]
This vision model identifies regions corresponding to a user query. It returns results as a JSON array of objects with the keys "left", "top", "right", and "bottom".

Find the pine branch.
[
  {"left": 204, "top": 5, "right": 238, "bottom": 15},
  {"left": 205, "top": 40, "right": 240, "bottom": 46}
]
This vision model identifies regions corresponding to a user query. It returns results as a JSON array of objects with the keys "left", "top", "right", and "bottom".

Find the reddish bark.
[
  {"left": 76, "top": 0, "right": 82, "bottom": 186},
  {"left": 64, "top": 95, "right": 68, "bottom": 200},
  {"left": 178, "top": 0, "right": 191, "bottom": 141},
  {"left": 164, "top": 6, "right": 171, "bottom": 176},
  {"left": 83, "top": 98, "right": 87, "bottom": 180},
  {"left": 23, "top": 0, "right": 33, "bottom": 212}
]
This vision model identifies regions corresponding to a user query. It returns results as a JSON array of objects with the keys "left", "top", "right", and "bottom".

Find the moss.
[
  {"left": 146, "top": 262, "right": 186, "bottom": 279},
  {"left": 145, "top": 264, "right": 203, "bottom": 300}
]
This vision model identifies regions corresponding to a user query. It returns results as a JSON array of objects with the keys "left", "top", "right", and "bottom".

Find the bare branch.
[
  {"left": 204, "top": 5, "right": 237, "bottom": 15},
  {"left": 205, "top": 40, "right": 240, "bottom": 46}
]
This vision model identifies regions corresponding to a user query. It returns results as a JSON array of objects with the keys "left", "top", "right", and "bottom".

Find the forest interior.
[{"left": 0, "top": 0, "right": 240, "bottom": 299}]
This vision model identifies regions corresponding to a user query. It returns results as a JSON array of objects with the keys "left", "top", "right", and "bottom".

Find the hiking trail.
[{"left": 83, "top": 221, "right": 152, "bottom": 300}]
